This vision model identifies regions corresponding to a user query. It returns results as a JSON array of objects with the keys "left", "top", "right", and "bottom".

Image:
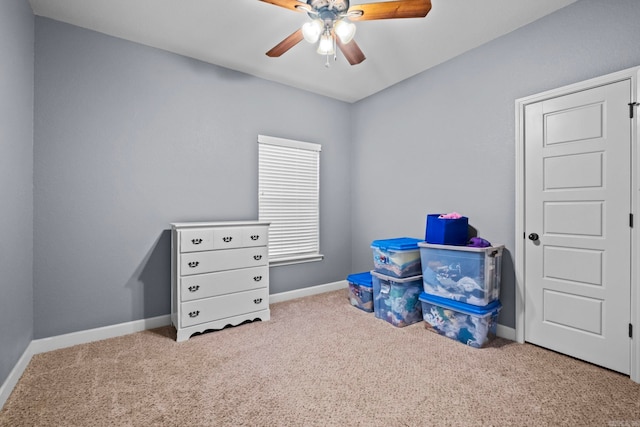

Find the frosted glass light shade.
[
  {"left": 317, "top": 33, "right": 335, "bottom": 55},
  {"left": 302, "top": 19, "right": 323, "bottom": 43},
  {"left": 334, "top": 19, "right": 356, "bottom": 44}
]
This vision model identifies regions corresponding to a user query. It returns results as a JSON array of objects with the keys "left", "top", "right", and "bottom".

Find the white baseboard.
[
  {"left": 269, "top": 280, "right": 348, "bottom": 304},
  {"left": 0, "top": 342, "right": 35, "bottom": 410},
  {"left": 29, "top": 315, "right": 171, "bottom": 355},
  {"left": 496, "top": 324, "right": 517, "bottom": 341}
]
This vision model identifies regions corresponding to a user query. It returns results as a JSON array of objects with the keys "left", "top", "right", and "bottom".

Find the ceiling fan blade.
[
  {"left": 348, "top": 0, "right": 432, "bottom": 21},
  {"left": 266, "top": 29, "right": 305, "bottom": 57},
  {"left": 337, "top": 39, "right": 366, "bottom": 65},
  {"left": 259, "top": 0, "right": 309, "bottom": 13}
]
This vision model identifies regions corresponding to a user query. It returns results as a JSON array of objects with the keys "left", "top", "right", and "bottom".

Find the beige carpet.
[{"left": 1, "top": 289, "right": 639, "bottom": 426}]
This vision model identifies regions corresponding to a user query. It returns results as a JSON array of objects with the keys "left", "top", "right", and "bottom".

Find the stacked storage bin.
[
  {"left": 418, "top": 215, "right": 503, "bottom": 347},
  {"left": 370, "top": 238, "right": 423, "bottom": 327},
  {"left": 347, "top": 271, "right": 374, "bottom": 312}
]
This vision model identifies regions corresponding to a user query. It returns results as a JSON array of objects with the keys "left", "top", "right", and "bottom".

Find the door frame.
[{"left": 515, "top": 65, "right": 640, "bottom": 383}]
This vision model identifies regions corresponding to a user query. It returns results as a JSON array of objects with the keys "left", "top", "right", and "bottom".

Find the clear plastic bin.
[
  {"left": 419, "top": 242, "right": 503, "bottom": 306},
  {"left": 347, "top": 271, "right": 373, "bottom": 313},
  {"left": 419, "top": 292, "right": 501, "bottom": 348},
  {"left": 371, "top": 237, "right": 422, "bottom": 278},
  {"left": 371, "top": 270, "right": 423, "bottom": 327}
]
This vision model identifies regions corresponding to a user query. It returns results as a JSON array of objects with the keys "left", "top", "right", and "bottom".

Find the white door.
[{"left": 524, "top": 79, "right": 631, "bottom": 374}]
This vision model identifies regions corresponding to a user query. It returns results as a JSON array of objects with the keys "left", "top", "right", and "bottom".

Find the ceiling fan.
[{"left": 260, "top": 0, "right": 432, "bottom": 66}]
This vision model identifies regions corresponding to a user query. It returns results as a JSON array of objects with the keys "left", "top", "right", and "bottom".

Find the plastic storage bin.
[
  {"left": 371, "top": 270, "right": 423, "bottom": 327},
  {"left": 347, "top": 271, "right": 374, "bottom": 312},
  {"left": 371, "top": 237, "right": 422, "bottom": 278},
  {"left": 419, "top": 292, "right": 501, "bottom": 348},
  {"left": 419, "top": 242, "right": 503, "bottom": 306},
  {"left": 425, "top": 214, "right": 468, "bottom": 246}
]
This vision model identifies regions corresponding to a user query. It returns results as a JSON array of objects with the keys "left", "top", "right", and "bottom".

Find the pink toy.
[{"left": 438, "top": 212, "right": 463, "bottom": 219}]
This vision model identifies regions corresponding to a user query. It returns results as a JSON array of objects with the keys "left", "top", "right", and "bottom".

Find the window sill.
[{"left": 269, "top": 254, "right": 324, "bottom": 267}]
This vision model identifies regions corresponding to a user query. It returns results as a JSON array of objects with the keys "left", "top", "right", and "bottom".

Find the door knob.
[{"left": 528, "top": 233, "right": 539, "bottom": 241}]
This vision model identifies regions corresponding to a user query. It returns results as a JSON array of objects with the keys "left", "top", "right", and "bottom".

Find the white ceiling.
[{"left": 28, "top": 0, "right": 577, "bottom": 103}]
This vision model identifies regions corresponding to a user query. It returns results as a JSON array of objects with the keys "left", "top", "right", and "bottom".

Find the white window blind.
[{"left": 258, "top": 135, "right": 323, "bottom": 265}]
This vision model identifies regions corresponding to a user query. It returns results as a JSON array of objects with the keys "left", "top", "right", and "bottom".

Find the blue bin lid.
[
  {"left": 347, "top": 271, "right": 373, "bottom": 288},
  {"left": 419, "top": 292, "right": 502, "bottom": 316},
  {"left": 371, "top": 237, "right": 422, "bottom": 251}
]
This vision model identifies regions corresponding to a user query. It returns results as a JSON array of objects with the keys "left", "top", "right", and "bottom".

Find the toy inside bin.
[
  {"left": 425, "top": 214, "right": 468, "bottom": 246},
  {"left": 371, "top": 237, "right": 422, "bottom": 278},
  {"left": 419, "top": 242, "right": 503, "bottom": 306},
  {"left": 419, "top": 292, "right": 501, "bottom": 348},
  {"left": 347, "top": 271, "right": 373, "bottom": 312},
  {"left": 371, "top": 270, "right": 423, "bottom": 327}
]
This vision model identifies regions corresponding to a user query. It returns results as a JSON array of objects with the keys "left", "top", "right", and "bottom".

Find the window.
[{"left": 258, "top": 135, "right": 323, "bottom": 266}]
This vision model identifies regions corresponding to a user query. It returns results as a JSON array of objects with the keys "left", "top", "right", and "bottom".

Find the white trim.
[
  {"left": 269, "top": 254, "right": 324, "bottom": 267},
  {"left": 30, "top": 315, "right": 171, "bottom": 355},
  {"left": 269, "top": 280, "right": 348, "bottom": 304},
  {"left": 258, "top": 134, "right": 321, "bottom": 152},
  {"left": 514, "top": 96, "right": 526, "bottom": 345},
  {"left": 170, "top": 221, "right": 270, "bottom": 229},
  {"left": 496, "top": 325, "right": 516, "bottom": 341},
  {"left": 515, "top": 64, "right": 640, "bottom": 383},
  {"left": 632, "top": 69, "right": 640, "bottom": 384},
  {"left": 0, "top": 342, "right": 35, "bottom": 410}
]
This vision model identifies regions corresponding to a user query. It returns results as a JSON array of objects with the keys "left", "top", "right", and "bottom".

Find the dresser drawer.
[
  {"left": 242, "top": 226, "right": 269, "bottom": 247},
  {"left": 181, "top": 287, "right": 269, "bottom": 327},
  {"left": 180, "top": 266, "right": 268, "bottom": 301},
  {"left": 180, "top": 229, "right": 214, "bottom": 252},
  {"left": 212, "top": 227, "right": 243, "bottom": 249},
  {"left": 180, "top": 246, "right": 268, "bottom": 276}
]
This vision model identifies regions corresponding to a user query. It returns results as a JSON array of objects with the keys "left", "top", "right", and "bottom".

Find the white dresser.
[{"left": 171, "top": 221, "right": 270, "bottom": 342}]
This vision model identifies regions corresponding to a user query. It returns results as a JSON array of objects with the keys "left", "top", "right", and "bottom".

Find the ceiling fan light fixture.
[
  {"left": 302, "top": 19, "right": 323, "bottom": 43},
  {"left": 263, "top": 0, "right": 433, "bottom": 66},
  {"left": 334, "top": 19, "right": 356, "bottom": 44},
  {"left": 317, "top": 32, "right": 335, "bottom": 55}
]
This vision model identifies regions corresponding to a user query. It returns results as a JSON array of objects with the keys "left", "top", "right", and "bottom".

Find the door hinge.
[
  {"left": 630, "top": 102, "right": 639, "bottom": 118},
  {"left": 630, "top": 323, "right": 633, "bottom": 338},
  {"left": 630, "top": 213, "right": 634, "bottom": 228}
]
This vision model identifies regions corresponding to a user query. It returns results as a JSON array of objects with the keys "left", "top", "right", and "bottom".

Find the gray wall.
[
  {"left": 33, "top": 18, "right": 352, "bottom": 338},
  {"left": 350, "top": 0, "right": 640, "bottom": 328},
  {"left": 14, "top": 0, "right": 640, "bottom": 345},
  {"left": 0, "top": 0, "right": 34, "bottom": 385}
]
